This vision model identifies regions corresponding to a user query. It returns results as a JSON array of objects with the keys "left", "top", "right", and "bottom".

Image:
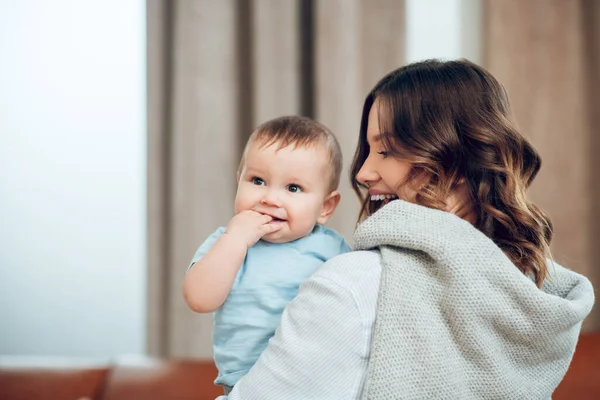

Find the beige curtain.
[
  {"left": 147, "top": 0, "right": 405, "bottom": 358},
  {"left": 482, "top": 0, "right": 600, "bottom": 331}
]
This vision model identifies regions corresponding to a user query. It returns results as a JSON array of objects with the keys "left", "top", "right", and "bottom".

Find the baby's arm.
[
  {"left": 183, "top": 231, "right": 247, "bottom": 313},
  {"left": 182, "top": 210, "right": 279, "bottom": 313}
]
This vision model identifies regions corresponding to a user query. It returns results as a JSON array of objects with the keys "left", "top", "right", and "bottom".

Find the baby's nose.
[{"left": 261, "top": 189, "right": 282, "bottom": 206}]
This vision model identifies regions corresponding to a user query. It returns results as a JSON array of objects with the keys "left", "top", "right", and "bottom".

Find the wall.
[{"left": 0, "top": 0, "right": 147, "bottom": 356}]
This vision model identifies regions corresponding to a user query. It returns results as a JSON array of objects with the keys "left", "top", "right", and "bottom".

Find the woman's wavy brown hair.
[{"left": 350, "top": 59, "right": 552, "bottom": 286}]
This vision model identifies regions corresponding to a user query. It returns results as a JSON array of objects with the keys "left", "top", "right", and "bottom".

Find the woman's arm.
[{"left": 223, "top": 252, "right": 380, "bottom": 399}]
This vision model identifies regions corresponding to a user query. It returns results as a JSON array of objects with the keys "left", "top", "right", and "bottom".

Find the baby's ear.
[{"left": 317, "top": 191, "right": 341, "bottom": 224}]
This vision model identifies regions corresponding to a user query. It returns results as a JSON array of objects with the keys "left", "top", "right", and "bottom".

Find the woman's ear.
[{"left": 317, "top": 191, "right": 341, "bottom": 224}]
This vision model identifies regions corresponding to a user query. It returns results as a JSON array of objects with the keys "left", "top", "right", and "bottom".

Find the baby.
[{"left": 182, "top": 115, "right": 351, "bottom": 394}]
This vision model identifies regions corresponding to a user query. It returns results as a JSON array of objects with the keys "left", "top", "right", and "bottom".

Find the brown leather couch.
[
  {"left": 0, "top": 356, "right": 222, "bottom": 400},
  {"left": 1, "top": 333, "right": 599, "bottom": 400}
]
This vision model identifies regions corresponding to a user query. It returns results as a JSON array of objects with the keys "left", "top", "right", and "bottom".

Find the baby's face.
[{"left": 235, "top": 141, "right": 333, "bottom": 243}]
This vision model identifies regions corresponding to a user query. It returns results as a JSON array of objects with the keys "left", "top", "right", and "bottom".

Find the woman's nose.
[{"left": 356, "top": 160, "right": 378, "bottom": 187}]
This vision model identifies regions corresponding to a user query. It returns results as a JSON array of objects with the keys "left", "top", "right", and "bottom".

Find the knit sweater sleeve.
[{"left": 221, "top": 252, "right": 380, "bottom": 400}]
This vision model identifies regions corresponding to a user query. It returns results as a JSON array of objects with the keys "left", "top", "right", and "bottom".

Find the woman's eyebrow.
[{"left": 366, "top": 131, "right": 382, "bottom": 143}]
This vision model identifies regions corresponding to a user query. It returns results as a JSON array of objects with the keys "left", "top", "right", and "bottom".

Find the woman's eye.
[
  {"left": 287, "top": 184, "right": 302, "bottom": 193},
  {"left": 252, "top": 177, "right": 265, "bottom": 186},
  {"left": 377, "top": 151, "right": 389, "bottom": 158}
]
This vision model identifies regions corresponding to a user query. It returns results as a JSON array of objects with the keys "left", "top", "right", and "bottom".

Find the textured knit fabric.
[
  {"left": 190, "top": 224, "right": 351, "bottom": 387},
  {"left": 356, "top": 200, "right": 595, "bottom": 400},
  {"left": 218, "top": 200, "right": 594, "bottom": 400}
]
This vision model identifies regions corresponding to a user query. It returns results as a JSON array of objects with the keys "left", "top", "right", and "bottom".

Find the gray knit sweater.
[{"left": 355, "top": 200, "right": 595, "bottom": 400}]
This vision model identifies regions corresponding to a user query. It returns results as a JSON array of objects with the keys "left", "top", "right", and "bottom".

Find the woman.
[{"left": 220, "top": 59, "right": 594, "bottom": 399}]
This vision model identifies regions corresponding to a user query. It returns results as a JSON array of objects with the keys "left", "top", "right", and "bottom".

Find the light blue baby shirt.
[{"left": 189, "top": 224, "right": 351, "bottom": 387}]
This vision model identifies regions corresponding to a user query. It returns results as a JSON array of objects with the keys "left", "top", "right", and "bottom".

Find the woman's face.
[
  {"left": 356, "top": 99, "right": 476, "bottom": 221},
  {"left": 355, "top": 99, "right": 420, "bottom": 204}
]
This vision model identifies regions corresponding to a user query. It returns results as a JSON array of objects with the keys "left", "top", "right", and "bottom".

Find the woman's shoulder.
[{"left": 312, "top": 250, "right": 382, "bottom": 293}]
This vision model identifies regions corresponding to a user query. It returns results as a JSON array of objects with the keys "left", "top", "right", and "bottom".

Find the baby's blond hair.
[{"left": 238, "top": 116, "right": 342, "bottom": 193}]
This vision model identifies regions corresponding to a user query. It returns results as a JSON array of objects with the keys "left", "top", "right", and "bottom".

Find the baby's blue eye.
[
  {"left": 252, "top": 177, "right": 265, "bottom": 186},
  {"left": 287, "top": 184, "right": 302, "bottom": 193}
]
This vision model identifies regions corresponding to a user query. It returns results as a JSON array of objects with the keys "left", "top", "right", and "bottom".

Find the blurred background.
[{"left": 1, "top": 0, "right": 598, "bottom": 361}]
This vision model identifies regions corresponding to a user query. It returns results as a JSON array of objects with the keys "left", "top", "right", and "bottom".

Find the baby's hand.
[{"left": 225, "top": 210, "right": 280, "bottom": 248}]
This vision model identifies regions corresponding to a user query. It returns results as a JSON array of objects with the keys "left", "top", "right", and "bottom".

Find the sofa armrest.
[
  {"left": 98, "top": 356, "right": 221, "bottom": 400},
  {"left": 0, "top": 357, "right": 109, "bottom": 400},
  {"left": 554, "top": 332, "right": 600, "bottom": 399}
]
